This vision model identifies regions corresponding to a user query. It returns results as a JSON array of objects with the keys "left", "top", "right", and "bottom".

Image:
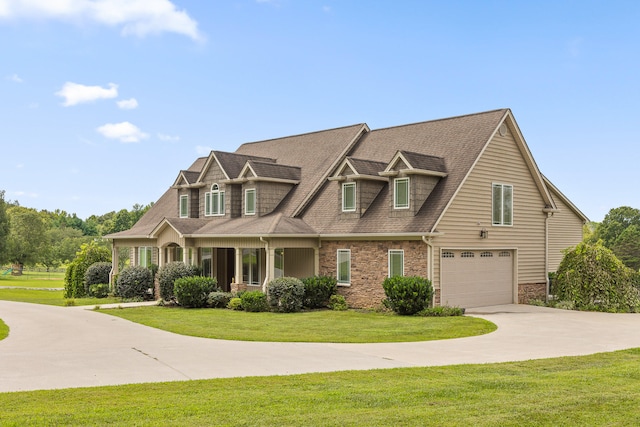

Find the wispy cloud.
[
  {"left": 0, "top": 0, "right": 203, "bottom": 41},
  {"left": 56, "top": 82, "right": 118, "bottom": 106},
  {"left": 6, "top": 73, "right": 23, "bottom": 83},
  {"left": 195, "top": 145, "right": 212, "bottom": 155},
  {"left": 117, "top": 98, "right": 138, "bottom": 110},
  {"left": 97, "top": 121, "right": 149, "bottom": 143},
  {"left": 158, "top": 133, "right": 180, "bottom": 142}
]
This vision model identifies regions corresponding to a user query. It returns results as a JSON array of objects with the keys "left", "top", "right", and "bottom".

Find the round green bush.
[
  {"left": 382, "top": 276, "right": 433, "bottom": 315},
  {"left": 240, "top": 290, "right": 269, "bottom": 312},
  {"left": 174, "top": 276, "right": 218, "bottom": 308},
  {"left": 208, "top": 291, "right": 233, "bottom": 308},
  {"left": 267, "top": 277, "right": 305, "bottom": 313},
  {"left": 156, "top": 262, "right": 198, "bottom": 301},
  {"left": 302, "top": 275, "right": 337, "bottom": 308},
  {"left": 554, "top": 242, "right": 640, "bottom": 312},
  {"left": 328, "top": 294, "right": 348, "bottom": 311},
  {"left": 227, "top": 297, "right": 243, "bottom": 310},
  {"left": 89, "top": 283, "right": 110, "bottom": 298},
  {"left": 116, "top": 266, "right": 153, "bottom": 299},
  {"left": 84, "top": 262, "right": 112, "bottom": 294}
]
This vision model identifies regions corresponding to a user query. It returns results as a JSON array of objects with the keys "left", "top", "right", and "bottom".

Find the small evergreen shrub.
[
  {"left": 267, "top": 277, "right": 305, "bottom": 313},
  {"left": 174, "top": 276, "right": 218, "bottom": 308},
  {"left": 302, "top": 275, "right": 337, "bottom": 308},
  {"left": 240, "top": 291, "right": 269, "bottom": 312},
  {"left": 156, "top": 262, "right": 198, "bottom": 301},
  {"left": 382, "top": 276, "right": 433, "bottom": 315},
  {"left": 418, "top": 306, "right": 465, "bottom": 317},
  {"left": 89, "top": 283, "right": 110, "bottom": 298},
  {"left": 227, "top": 297, "right": 243, "bottom": 310},
  {"left": 328, "top": 294, "right": 348, "bottom": 311},
  {"left": 116, "top": 266, "right": 153, "bottom": 299},
  {"left": 208, "top": 291, "right": 233, "bottom": 308},
  {"left": 84, "top": 262, "right": 112, "bottom": 294}
]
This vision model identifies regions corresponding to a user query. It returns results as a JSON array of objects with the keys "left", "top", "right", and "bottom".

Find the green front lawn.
[
  {"left": 1, "top": 349, "right": 639, "bottom": 426},
  {"left": 0, "top": 270, "right": 64, "bottom": 288},
  {"left": 0, "top": 288, "right": 121, "bottom": 306},
  {"left": 104, "top": 306, "right": 495, "bottom": 343}
]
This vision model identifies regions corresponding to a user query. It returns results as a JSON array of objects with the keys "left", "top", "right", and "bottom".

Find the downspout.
[
  {"left": 545, "top": 212, "right": 551, "bottom": 303},
  {"left": 422, "top": 236, "right": 434, "bottom": 306},
  {"left": 260, "top": 236, "right": 269, "bottom": 292}
]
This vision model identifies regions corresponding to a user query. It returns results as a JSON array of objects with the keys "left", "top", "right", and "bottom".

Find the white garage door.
[{"left": 440, "top": 249, "right": 514, "bottom": 308}]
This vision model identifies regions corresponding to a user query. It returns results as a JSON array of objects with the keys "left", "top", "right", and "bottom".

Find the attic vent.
[{"left": 498, "top": 124, "right": 508, "bottom": 137}]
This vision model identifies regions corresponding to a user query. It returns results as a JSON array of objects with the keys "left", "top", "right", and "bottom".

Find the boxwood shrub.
[
  {"left": 240, "top": 290, "right": 269, "bottom": 312},
  {"left": 84, "top": 262, "right": 112, "bottom": 294},
  {"left": 302, "top": 275, "right": 337, "bottom": 308},
  {"left": 174, "top": 276, "right": 218, "bottom": 308},
  {"left": 116, "top": 266, "right": 153, "bottom": 300},
  {"left": 382, "top": 276, "right": 433, "bottom": 315},
  {"left": 267, "top": 277, "right": 305, "bottom": 313},
  {"left": 156, "top": 262, "right": 198, "bottom": 301},
  {"left": 207, "top": 291, "right": 233, "bottom": 308}
]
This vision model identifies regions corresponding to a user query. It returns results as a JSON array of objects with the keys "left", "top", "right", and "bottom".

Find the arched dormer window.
[{"left": 205, "top": 183, "right": 225, "bottom": 216}]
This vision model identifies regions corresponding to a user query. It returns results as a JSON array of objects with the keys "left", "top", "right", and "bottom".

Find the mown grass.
[
  {"left": 0, "top": 270, "right": 65, "bottom": 288},
  {"left": 0, "top": 288, "right": 121, "bottom": 306},
  {"left": 0, "top": 318, "right": 8, "bottom": 341},
  {"left": 105, "top": 306, "right": 496, "bottom": 343},
  {"left": 1, "top": 349, "right": 640, "bottom": 426}
]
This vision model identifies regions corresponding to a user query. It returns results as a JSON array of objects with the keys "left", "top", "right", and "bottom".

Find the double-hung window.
[
  {"left": 242, "top": 248, "right": 261, "bottom": 285},
  {"left": 179, "top": 195, "right": 188, "bottom": 218},
  {"left": 492, "top": 183, "right": 513, "bottom": 226},
  {"left": 206, "top": 184, "right": 225, "bottom": 216},
  {"left": 138, "top": 247, "right": 152, "bottom": 268},
  {"left": 337, "top": 249, "right": 351, "bottom": 285},
  {"left": 394, "top": 177, "right": 409, "bottom": 209},
  {"left": 342, "top": 182, "right": 356, "bottom": 212},
  {"left": 245, "top": 189, "right": 256, "bottom": 215},
  {"left": 388, "top": 249, "right": 404, "bottom": 277}
]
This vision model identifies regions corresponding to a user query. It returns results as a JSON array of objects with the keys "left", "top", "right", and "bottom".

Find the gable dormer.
[
  {"left": 171, "top": 170, "right": 205, "bottom": 219},
  {"left": 379, "top": 151, "right": 448, "bottom": 217},
  {"left": 329, "top": 157, "right": 387, "bottom": 219}
]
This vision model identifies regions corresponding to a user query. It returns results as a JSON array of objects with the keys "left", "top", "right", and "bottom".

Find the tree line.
[{"left": 0, "top": 190, "right": 153, "bottom": 271}]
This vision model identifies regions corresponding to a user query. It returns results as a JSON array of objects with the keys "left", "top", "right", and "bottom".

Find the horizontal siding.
[
  {"left": 548, "top": 195, "right": 584, "bottom": 272},
  {"left": 434, "top": 130, "right": 547, "bottom": 290}
]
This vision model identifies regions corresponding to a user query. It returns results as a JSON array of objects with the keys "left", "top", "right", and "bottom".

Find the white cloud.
[
  {"left": 97, "top": 121, "right": 149, "bottom": 143},
  {"left": 6, "top": 73, "right": 23, "bottom": 83},
  {"left": 117, "top": 97, "right": 138, "bottom": 109},
  {"left": 158, "top": 132, "right": 180, "bottom": 142},
  {"left": 0, "top": 0, "right": 203, "bottom": 41},
  {"left": 56, "top": 82, "right": 118, "bottom": 106},
  {"left": 195, "top": 145, "right": 212, "bottom": 156}
]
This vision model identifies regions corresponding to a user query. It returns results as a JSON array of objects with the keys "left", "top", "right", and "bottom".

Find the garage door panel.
[{"left": 441, "top": 250, "right": 513, "bottom": 308}]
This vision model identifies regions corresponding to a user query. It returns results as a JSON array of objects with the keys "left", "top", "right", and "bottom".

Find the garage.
[{"left": 440, "top": 249, "right": 514, "bottom": 308}]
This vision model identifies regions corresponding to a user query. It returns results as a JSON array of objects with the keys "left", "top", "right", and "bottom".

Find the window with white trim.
[
  {"left": 274, "top": 248, "right": 284, "bottom": 279},
  {"left": 205, "top": 183, "right": 225, "bottom": 216},
  {"left": 394, "top": 177, "right": 409, "bottom": 209},
  {"left": 179, "top": 195, "right": 188, "bottom": 218},
  {"left": 242, "top": 248, "right": 261, "bottom": 285},
  {"left": 245, "top": 188, "right": 256, "bottom": 215},
  {"left": 337, "top": 249, "right": 351, "bottom": 285},
  {"left": 138, "top": 247, "right": 152, "bottom": 268},
  {"left": 492, "top": 183, "right": 513, "bottom": 226},
  {"left": 342, "top": 182, "right": 356, "bottom": 212},
  {"left": 388, "top": 249, "right": 404, "bottom": 277}
]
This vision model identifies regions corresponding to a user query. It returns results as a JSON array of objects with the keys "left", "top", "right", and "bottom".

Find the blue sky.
[{"left": 1, "top": 1, "right": 639, "bottom": 222}]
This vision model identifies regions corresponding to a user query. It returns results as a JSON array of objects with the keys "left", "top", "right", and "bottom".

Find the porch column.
[
  {"left": 234, "top": 247, "right": 243, "bottom": 284},
  {"left": 109, "top": 243, "right": 119, "bottom": 292},
  {"left": 265, "top": 247, "right": 275, "bottom": 291},
  {"left": 314, "top": 247, "right": 320, "bottom": 276},
  {"left": 183, "top": 247, "right": 189, "bottom": 264},
  {"left": 157, "top": 246, "right": 164, "bottom": 267}
]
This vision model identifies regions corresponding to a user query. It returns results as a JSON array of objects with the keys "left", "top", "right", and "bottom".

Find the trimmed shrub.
[
  {"left": 63, "top": 241, "right": 111, "bottom": 298},
  {"left": 302, "top": 275, "right": 337, "bottom": 308},
  {"left": 116, "top": 266, "right": 153, "bottom": 299},
  {"left": 418, "top": 306, "right": 464, "bottom": 317},
  {"left": 227, "top": 297, "right": 243, "bottom": 310},
  {"left": 382, "top": 276, "right": 433, "bottom": 315},
  {"left": 84, "top": 262, "right": 112, "bottom": 294},
  {"left": 554, "top": 242, "right": 640, "bottom": 312},
  {"left": 208, "top": 291, "right": 233, "bottom": 308},
  {"left": 89, "top": 283, "right": 110, "bottom": 298},
  {"left": 174, "top": 276, "right": 218, "bottom": 308},
  {"left": 156, "top": 262, "right": 198, "bottom": 301},
  {"left": 267, "top": 277, "right": 305, "bottom": 313},
  {"left": 328, "top": 294, "right": 348, "bottom": 311},
  {"left": 240, "top": 291, "right": 269, "bottom": 312}
]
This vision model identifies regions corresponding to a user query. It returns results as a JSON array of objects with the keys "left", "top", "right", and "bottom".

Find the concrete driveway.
[{"left": 2, "top": 300, "right": 640, "bottom": 393}]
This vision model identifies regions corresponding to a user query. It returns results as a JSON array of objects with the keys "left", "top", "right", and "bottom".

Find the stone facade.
[
  {"left": 518, "top": 282, "right": 546, "bottom": 304},
  {"left": 319, "top": 239, "right": 429, "bottom": 308}
]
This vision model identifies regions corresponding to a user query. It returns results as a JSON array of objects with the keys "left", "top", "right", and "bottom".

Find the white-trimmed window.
[
  {"left": 342, "top": 182, "right": 356, "bottom": 212},
  {"left": 245, "top": 189, "right": 256, "bottom": 215},
  {"left": 337, "top": 249, "right": 351, "bottom": 285},
  {"left": 205, "top": 184, "right": 225, "bottom": 216},
  {"left": 274, "top": 248, "right": 284, "bottom": 279},
  {"left": 179, "top": 195, "right": 188, "bottom": 218},
  {"left": 492, "top": 183, "right": 513, "bottom": 226},
  {"left": 242, "top": 248, "right": 261, "bottom": 285},
  {"left": 388, "top": 249, "right": 404, "bottom": 277},
  {"left": 394, "top": 177, "right": 409, "bottom": 209},
  {"left": 138, "top": 247, "right": 152, "bottom": 268}
]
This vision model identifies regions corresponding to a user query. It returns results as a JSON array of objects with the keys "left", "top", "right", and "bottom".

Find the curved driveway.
[{"left": 2, "top": 300, "right": 640, "bottom": 392}]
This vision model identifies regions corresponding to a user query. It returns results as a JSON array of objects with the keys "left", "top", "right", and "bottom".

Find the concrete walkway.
[{"left": 2, "top": 301, "right": 640, "bottom": 393}]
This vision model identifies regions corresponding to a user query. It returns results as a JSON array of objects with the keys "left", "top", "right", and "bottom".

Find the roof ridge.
[
  {"left": 238, "top": 123, "right": 367, "bottom": 147},
  {"left": 370, "top": 108, "right": 509, "bottom": 133}
]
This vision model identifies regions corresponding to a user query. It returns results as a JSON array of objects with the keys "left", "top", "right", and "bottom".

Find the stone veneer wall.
[
  {"left": 319, "top": 240, "right": 428, "bottom": 308},
  {"left": 518, "top": 282, "right": 546, "bottom": 304}
]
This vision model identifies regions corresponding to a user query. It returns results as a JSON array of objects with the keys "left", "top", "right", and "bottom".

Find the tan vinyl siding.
[
  {"left": 433, "top": 128, "right": 547, "bottom": 291},
  {"left": 548, "top": 194, "right": 584, "bottom": 272},
  {"left": 157, "top": 227, "right": 184, "bottom": 248}
]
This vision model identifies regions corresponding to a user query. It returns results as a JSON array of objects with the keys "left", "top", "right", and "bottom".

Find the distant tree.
[
  {"left": 41, "top": 227, "right": 91, "bottom": 269},
  {"left": 0, "top": 191, "right": 9, "bottom": 265},
  {"left": 6, "top": 206, "right": 47, "bottom": 272},
  {"left": 611, "top": 225, "right": 640, "bottom": 271},
  {"left": 112, "top": 209, "right": 133, "bottom": 233},
  {"left": 589, "top": 206, "right": 640, "bottom": 271}
]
